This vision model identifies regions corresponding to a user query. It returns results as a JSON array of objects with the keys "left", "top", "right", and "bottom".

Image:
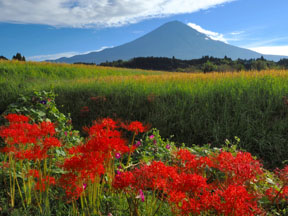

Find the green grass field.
[{"left": 1, "top": 60, "right": 288, "bottom": 169}]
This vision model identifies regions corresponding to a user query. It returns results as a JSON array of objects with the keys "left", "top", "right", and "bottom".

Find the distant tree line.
[
  {"left": 90, "top": 56, "right": 288, "bottom": 73},
  {"left": 12, "top": 53, "right": 26, "bottom": 61},
  {"left": 0, "top": 56, "right": 8, "bottom": 60},
  {"left": 0, "top": 53, "right": 26, "bottom": 61}
]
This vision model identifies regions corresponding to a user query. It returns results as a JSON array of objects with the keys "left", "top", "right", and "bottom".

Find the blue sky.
[{"left": 0, "top": 0, "right": 288, "bottom": 61}]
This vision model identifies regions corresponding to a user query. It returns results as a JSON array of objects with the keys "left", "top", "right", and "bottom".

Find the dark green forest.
[
  {"left": 2, "top": 53, "right": 288, "bottom": 72},
  {"left": 96, "top": 56, "right": 288, "bottom": 72},
  {"left": 0, "top": 53, "right": 26, "bottom": 61}
]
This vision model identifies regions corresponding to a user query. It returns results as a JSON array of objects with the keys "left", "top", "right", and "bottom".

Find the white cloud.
[
  {"left": 27, "top": 46, "right": 111, "bottom": 61},
  {"left": 248, "top": 46, "right": 288, "bottom": 56},
  {"left": 0, "top": 0, "right": 234, "bottom": 27},
  {"left": 185, "top": 23, "right": 288, "bottom": 56},
  {"left": 187, "top": 22, "right": 228, "bottom": 43},
  {"left": 230, "top": 31, "right": 244, "bottom": 35},
  {"left": 243, "top": 37, "right": 288, "bottom": 48},
  {"left": 28, "top": 52, "right": 79, "bottom": 61}
]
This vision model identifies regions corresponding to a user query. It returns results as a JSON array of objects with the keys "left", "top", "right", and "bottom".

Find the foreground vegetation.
[
  {"left": 1, "top": 60, "right": 288, "bottom": 170},
  {"left": 0, "top": 91, "right": 287, "bottom": 215}
]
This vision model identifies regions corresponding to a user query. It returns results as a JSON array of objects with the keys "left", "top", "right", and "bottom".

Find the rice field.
[{"left": 1, "top": 60, "right": 288, "bottom": 169}]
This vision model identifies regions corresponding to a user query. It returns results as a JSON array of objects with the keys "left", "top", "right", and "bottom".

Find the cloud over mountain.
[
  {"left": 187, "top": 23, "right": 228, "bottom": 43},
  {"left": 0, "top": 0, "right": 234, "bottom": 27}
]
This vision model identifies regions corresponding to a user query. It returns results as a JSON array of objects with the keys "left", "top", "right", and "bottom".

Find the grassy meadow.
[{"left": 1, "top": 60, "right": 288, "bottom": 169}]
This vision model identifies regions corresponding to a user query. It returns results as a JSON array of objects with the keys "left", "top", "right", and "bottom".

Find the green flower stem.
[
  {"left": 27, "top": 175, "right": 32, "bottom": 205},
  {"left": 152, "top": 191, "right": 164, "bottom": 216},
  {"left": 20, "top": 160, "right": 30, "bottom": 206},
  {"left": 83, "top": 191, "right": 89, "bottom": 215},
  {"left": 80, "top": 195, "right": 85, "bottom": 215},
  {"left": 72, "top": 200, "right": 78, "bottom": 215},
  {"left": 126, "top": 132, "right": 136, "bottom": 167},
  {"left": 44, "top": 158, "right": 47, "bottom": 177},
  {"left": 37, "top": 160, "right": 43, "bottom": 206},
  {"left": 150, "top": 190, "right": 157, "bottom": 216},
  {"left": 33, "top": 188, "right": 42, "bottom": 213},
  {"left": 9, "top": 154, "right": 15, "bottom": 207},
  {"left": 15, "top": 171, "right": 26, "bottom": 210}
]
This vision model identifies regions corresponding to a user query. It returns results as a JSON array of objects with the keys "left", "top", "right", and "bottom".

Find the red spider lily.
[
  {"left": 132, "top": 161, "right": 178, "bottom": 192},
  {"left": 0, "top": 121, "right": 56, "bottom": 145},
  {"left": 83, "top": 132, "right": 129, "bottom": 155},
  {"left": 61, "top": 152, "right": 105, "bottom": 182},
  {"left": 90, "top": 96, "right": 107, "bottom": 102},
  {"left": 264, "top": 165, "right": 288, "bottom": 204},
  {"left": 171, "top": 184, "right": 260, "bottom": 216},
  {"left": 39, "top": 121, "right": 56, "bottom": 137},
  {"left": 4, "top": 113, "right": 30, "bottom": 123},
  {"left": 35, "top": 176, "right": 56, "bottom": 192},
  {"left": 113, "top": 149, "right": 266, "bottom": 215},
  {"left": 176, "top": 149, "right": 213, "bottom": 175},
  {"left": 27, "top": 169, "right": 40, "bottom": 178},
  {"left": 265, "top": 187, "right": 284, "bottom": 204},
  {"left": 171, "top": 173, "right": 208, "bottom": 194},
  {"left": 60, "top": 118, "right": 133, "bottom": 201},
  {"left": 121, "top": 121, "right": 148, "bottom": 134},
  {"left": 26, "top": 169, "right": 56, "bottom": 192},
  {"left": 22, "top": 146, "right": 49, "bottom": 161},
  {"left": 275, "top": 165, "right": 288, "bottom": 183},
  {"left": 113, "top": 171, "right": 136, "bottom": 190},
  {"left": 211, "top": 151, "right": 263, "bottom": 185},
  {"left": 0, "top": 161, "right": 9, "bottom": 169},
  {"left": 43, "top": 137, "right": 61, "bottom": 148},
  {"left": 113, "top": 161, "right": 179, "bottom": 195},
  {"left": 213, "top": 184, "right": 261, "bottom": 216},
  {"left": 80, "top": 106, "right": 90, "bottom": 113},
  {"left": 265, "top": 184, "right": 288, "bottom": 203},
  {"left": 87, "top": 118, "right": 118, "bottom": 135},
  {"left": 0, "top": 115, "right": 61, "bottom": 162},
  {"left": 1, "top": 113, "right": 280, "bottom": 214},
  {"left": 58, "top": 173, "right": 84, "bottom": 200}
]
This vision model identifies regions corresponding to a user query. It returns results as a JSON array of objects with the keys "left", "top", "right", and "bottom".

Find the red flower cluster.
[
  {"left": 0, "top": 114, "right": 61, "bottom": 161},
  {"left": 113, "top": 149, "right": 264, "bottom": 215},
  {"left": 114, "top": 161, "right": 178, "bottom": 193},
  {"left": 121, "top": 121, "right": 148, "bottom": 134},
  {"left": 265, "top": 165, "right": 288, "bottom": 203},
  {"left": 4, "top": 113, "right": 29, "bottom": 123},
  {"left": 90, "top": 96, "right": 107, "bottom": 102},
  {"left": 0, "top": 113, "right": 61, "bottom": 203},
  {"left": 275, "top": 165, "right": 288, "bottom": 183},
  {"left": 80, "top": 106, "right": 89, "bottom": 115},
  {"left": 176, "top": 149, "right": 213, "bottom": 175},
  {"left": 59, "top": 118, "right": 146, "bottom": 200},
  {"left": 211, "top": 151, "right": 263, "bottom": 185},
  {"left": 27, "top": 169, "right": 56, "bottom": 192},
  {"left": 212, "top": 184, "right": 260, "bottom": 216},
  {"left": 1, "top": 114, "right": 284, "bottom": 214}
]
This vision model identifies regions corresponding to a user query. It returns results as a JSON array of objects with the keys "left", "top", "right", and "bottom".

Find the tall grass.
[{"left": 1, "top": 60, "right": 288, "bottom": 168}]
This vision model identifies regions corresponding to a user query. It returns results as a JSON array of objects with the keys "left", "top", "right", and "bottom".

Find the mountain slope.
[{"left": 53, "top": 21, "right": 286, "bottom": 63}]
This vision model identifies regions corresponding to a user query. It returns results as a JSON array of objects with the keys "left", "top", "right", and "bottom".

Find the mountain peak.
[
  {"left": 52, "top": 21, "right": 286, "bottom": 63},
  {"left": 156, "top": 20, "right": 195, "bottom": 32},
  {"left": 163, "top": 20, "right": 185, "bottom": 26}
]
